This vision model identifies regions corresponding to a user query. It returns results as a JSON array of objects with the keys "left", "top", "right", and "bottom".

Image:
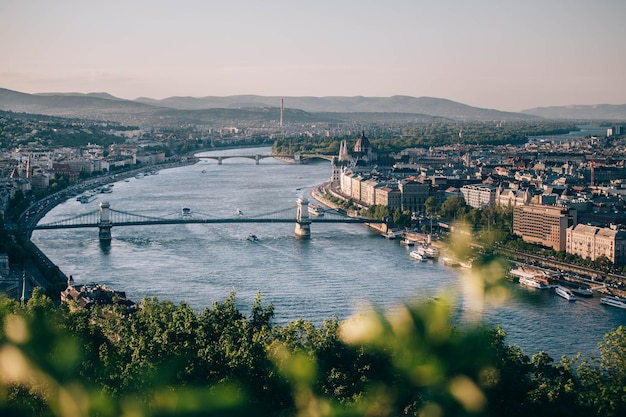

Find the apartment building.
[
  {"left": 399, "top": 180, "right": 430, "bottom": 214},
  {"left": 460, "top": 184, "right": 496, "bottom": 209},
  {"left": 566, "top": 224, "right": 626, "bottom": 265},
  {"left": 513, "top": 204, "right": 570, "bottom": 251}
]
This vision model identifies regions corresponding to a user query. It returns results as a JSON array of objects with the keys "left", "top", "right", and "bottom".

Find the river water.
[{"left": 32, "top": 147, "right": 626, "bottom": 359}]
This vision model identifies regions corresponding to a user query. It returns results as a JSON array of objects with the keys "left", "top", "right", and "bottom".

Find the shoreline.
[{"left": 309, "top": 181, "right": 626, "bottom": 299}]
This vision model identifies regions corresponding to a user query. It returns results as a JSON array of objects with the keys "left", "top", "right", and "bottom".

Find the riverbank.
[{"left": 309, "top": 181, "right": 626, "bottom": 299}]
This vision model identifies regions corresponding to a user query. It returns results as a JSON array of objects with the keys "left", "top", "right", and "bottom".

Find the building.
[
  {"left": 513, "top": 204, "right": 571, "bottom": 251},
  {"left": 495, "top": 186, "right": 532, "bottom": 207},
  {"left": 61, "top": 283, "right": 135, "bottom": 311},
  {"left": 374, "top": 186, "right": 401, "bottom": 213},
  {"left": 460, "top": 184, "right": 497, "bottom": 209},
  {"left": 566, "top": 224, "right": 626, "bottom": 265},
  {"left": 398, "top": 180, "right": 430, "bottom": 214}
]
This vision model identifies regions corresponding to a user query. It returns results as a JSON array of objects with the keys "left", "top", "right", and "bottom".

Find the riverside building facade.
[
  {"left": 513, "top": 204, "right": 571, "bottom": 251},
  {"left": 566, "top": 224, "right": 626, "bottom": 265}
]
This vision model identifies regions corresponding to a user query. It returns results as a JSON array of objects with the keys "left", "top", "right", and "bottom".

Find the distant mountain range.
[
  {"left": 1, "top": 88, "right": 624, "bottom": 126},
  {"left": 521, "top": 104, "right": 626, "bottom": 120}
]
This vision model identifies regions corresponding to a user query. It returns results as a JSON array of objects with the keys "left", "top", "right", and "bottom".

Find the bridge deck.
[{"left": 32, "top": 217, "right": 385, "bottom": 230}]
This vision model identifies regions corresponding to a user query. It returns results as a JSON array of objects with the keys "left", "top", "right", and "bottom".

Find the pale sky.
[{"left": 1, "top": 0, "right": 625, "bottom": 112}]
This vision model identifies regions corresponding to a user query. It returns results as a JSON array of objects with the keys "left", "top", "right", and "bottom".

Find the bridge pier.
[
  {"left": 98, "top": 201, "right": 112, "bottom": 242},
  {"left": 255, "top": 155, "right": 260, "bottom": 165},
  {"left": 217, "top": 156, "right": 222, "bottom": 165},
  {"left": 295, "top": 198, "right": 311, "bottom": 239}
]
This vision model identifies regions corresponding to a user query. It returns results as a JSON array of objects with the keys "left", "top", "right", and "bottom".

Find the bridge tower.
[
  {"left": 295, "top": 197, "right": 311, "bottom": 239},
  {"left": 98, "top": 201, "right": 112, "bottom": 242}
]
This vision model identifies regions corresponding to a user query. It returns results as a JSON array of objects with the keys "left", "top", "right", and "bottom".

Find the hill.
[
  {"left": 1, "top": 88, "right": 536, "bottom": 126},
  {"left": 521, "top": 104, "right": 626, "bottom": 120},
  {"left": 136, "top": 94, "right": 535, "bottom": 121}
]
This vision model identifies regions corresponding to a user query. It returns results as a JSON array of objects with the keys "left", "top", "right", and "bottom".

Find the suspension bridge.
[{"left": 30, "top": 198, "right": 387, "bottom": 242}]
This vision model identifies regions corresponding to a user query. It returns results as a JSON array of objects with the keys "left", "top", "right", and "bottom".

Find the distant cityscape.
[{"left": 1, "top": 101, "right": 626, "bottom": 300}]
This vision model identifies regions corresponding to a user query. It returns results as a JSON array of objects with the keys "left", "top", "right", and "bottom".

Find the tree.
[{"left": 425, "top": 196, "right": 439, "bottom": 216}]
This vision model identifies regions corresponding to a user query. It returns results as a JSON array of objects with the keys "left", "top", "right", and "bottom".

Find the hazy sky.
[{"left": 1, "top": 0, "right": 625, "bottom": 111}]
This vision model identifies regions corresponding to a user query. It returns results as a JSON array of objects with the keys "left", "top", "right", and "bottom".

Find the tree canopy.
[{"left": 1, "top": 286, "right": 625, "bottom": 417}]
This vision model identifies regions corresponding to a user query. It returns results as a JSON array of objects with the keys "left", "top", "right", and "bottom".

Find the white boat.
[
  {"left": 442, "top": 257, "right": 460, "bottom": 267},
  {"left": 554, "top": 285, "right": 576, "bottom": 301},
  {"left": 382, "top": 231, "right": 397, "bottom": 239},
  {"left": 77, "top": 194, "right": 97, "bottom": 204},
  {"left": 400, "top": 238, "right": 415, "bottom": 246},
  {"left": 459, "top": 260, "right": 473, "bottom": 269},
  {"left": 409, "top": 250, "right": 426, "bottom": 261},
  {"left": 247, "top": 234, "right": 259, "bottom": 243},
  {"left": 308, "top": 204, "right": 325, "bottom": 217},
  {"left": 181, "top": 207, "right": 192, "bottom": 219},
  {"left": 415, "top": 245, "right": 440, "bottom": 258},
  {"left": 519, "top": 276, "right": 549, "bottom": 289},
  {"left": 600, "top": 295, "right": 626, "bottom": 309}
]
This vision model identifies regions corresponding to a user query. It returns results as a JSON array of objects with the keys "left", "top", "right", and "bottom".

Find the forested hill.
[
  {"left": 522, "top": 103, "right": 626, "bottom": 120},
  {"left": 1, "top": 88, "right": 536, "bottom": 125}
]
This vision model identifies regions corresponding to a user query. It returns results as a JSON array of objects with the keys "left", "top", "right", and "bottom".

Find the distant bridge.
[
  {"left": 30, "top": 199, "right": 386, "bottom": 241},
  {"left": 197, "top": 153, "right": 334, "bottom": 165}
]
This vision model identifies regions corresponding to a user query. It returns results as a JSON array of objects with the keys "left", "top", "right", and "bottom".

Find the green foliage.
[
  {"left": 360, "top": 204, "right": 389, "bottom": 220},
  {"left": 271, "top": 120, "right": 578, "bottom": 155},
  {"left": 1, "top": 287, "right": 626, "bottom": 417}
]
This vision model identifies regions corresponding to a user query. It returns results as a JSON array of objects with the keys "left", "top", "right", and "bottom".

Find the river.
[{"left": 31, "top": 147, "right": 626, "bottom": 359}]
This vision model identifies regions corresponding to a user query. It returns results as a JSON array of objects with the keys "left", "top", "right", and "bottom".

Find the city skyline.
[{"left": 1, "top": 0, "right": 625, "bottom": 112}]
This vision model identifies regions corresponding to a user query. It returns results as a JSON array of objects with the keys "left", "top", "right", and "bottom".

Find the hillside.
[
  {"left": 521, "top": 104, "right": 626, "bottom": 120},
  {"left": 136, "top": 94, "right": 535, "bottom": 121},
  {"left": 1, "top": 88, "right": 536, "bottom": 126}
]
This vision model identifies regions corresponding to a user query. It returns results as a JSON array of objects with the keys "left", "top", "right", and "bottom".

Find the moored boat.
[
  {"left": 519, "top": 276, "right": 549, "bottom": 289},
  {"left": 442, "top": 257, "right": 460, "bottom": 267},
  {"left": 600, "top": 295, "right": 626, "bottom": 310},
  {"left": 459, "top": 260, "right": 473, "bottom": 269},
  {"left": 400, "top": 238, "right": 415, "bottom": 246},
  {"left": 554, "top": 285, "right": 576, "bottom": 301},
  {"left": 308, "top": 204, "right": 325, "bottom": 217},
  {"left": 409, "top": 250, "right": 426, "bottom": 262},
  {"left": 382, "top": 231, "right": 397, "bottom": 239},
  {"left": 77, "top": 194, "right": 97, "bottom": 204}
]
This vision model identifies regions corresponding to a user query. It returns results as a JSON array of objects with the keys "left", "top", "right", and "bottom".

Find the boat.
[
  {"left": 554, "top": 285, "right": 576, "bottom": 301},
  {"left": 382, "top": 231, "right": 397, "bottom": 239},
  {"left": 77, "top": 194, "right": 97, "bottom": 204},
  {"left": 572, "top": 287, "right": 593, "bottom": 297},
  {"left": 308, "top": 204, "right": 325, "bottom": 217},
  {"left": 409, "top": 250, "right": 426, "bottom": 261},
  {"left": 247, "top": 234, "right": 259, "bottom": 243},
  {"left": 236, "top": 208, "right": 244, "bottom": 216},
  {"left": 459, "top": 260, "right": 473, "bottom": 269},
  {"left": 181, "top": 207, "right": 192, "bottom": 219},
  {"left": 600, "top": 295, "right": 626, "bottom": 310},
  {"left": 416, "top": 245, "right": 439, "bottom": 259},
  {"left": 400, "top": 238, "right": 415, "bottom": 246},
  {"left": 442, "top": 257, "right": 460, "bottom": 267},
  {"left": 519, "top": 276, "right": 549, "bottom": 289}
]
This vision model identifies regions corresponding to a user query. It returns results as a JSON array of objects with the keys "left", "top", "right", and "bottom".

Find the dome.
[{"left": 354, "top": 131, "right": 371, "bottom": 153}]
